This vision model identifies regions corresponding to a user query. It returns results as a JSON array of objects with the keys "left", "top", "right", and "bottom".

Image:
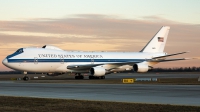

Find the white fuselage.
[
  {"left": 3, "top": 47, "right": 165, "bottom": 73},
  {"left": 2, "top": 26, "right": 172, "bottom": 75}
]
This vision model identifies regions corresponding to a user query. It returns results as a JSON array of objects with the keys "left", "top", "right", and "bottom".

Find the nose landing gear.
[
  {"left": 23, "top": 71, "right": 29, "bottom": 81},
  {"left": 23, "top": 76, "right": 29, "bottom": 81}
]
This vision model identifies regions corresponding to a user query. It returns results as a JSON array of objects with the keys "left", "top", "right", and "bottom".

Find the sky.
[{"left": 0, "top": 0, "right": 200, "bottom": 71}]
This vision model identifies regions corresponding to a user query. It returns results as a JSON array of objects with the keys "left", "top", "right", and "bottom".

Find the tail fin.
[{"left": 140, "top": 26, "right": 170, "bottom": 53}]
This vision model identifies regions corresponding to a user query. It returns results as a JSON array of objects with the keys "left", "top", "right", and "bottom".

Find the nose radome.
[{"left": 2, "top": 58, "right": 8, "bottom": 66}]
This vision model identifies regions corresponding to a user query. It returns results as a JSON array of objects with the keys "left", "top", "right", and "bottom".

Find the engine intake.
[
  {"left": 133, "top": 63, "right": 150, "bottom": 73},
  {"left": 90, "top": 67, "right": 106, "bottom": 76}
]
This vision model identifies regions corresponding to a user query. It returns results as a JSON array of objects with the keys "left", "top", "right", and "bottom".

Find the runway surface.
[
  {"left": 0, "top": 81, "right": 200, "bottom": 106},
  {"left": 106, "top": 72, "right": 200, "bottom": 79},
  {"left": 1, "top": 72, "right": 200, "bottom": 80}
]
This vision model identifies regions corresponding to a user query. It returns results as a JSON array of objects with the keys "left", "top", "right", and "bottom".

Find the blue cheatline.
[{"left": 7, "top": 59, "right": 145, "bottom": 63}]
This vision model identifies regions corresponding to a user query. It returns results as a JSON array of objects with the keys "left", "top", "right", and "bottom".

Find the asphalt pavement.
[{"left": 0, "top": 81, "right": 200, "bottom": 106}]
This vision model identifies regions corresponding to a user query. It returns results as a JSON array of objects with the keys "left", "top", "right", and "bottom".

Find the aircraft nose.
[{"left": 2, "top": 58, "right": 8, "bottom": 66}]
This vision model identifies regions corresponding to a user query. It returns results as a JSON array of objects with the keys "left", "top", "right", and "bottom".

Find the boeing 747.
[{"left": 2, "top": 26, "right": 191, "bottom": 80}]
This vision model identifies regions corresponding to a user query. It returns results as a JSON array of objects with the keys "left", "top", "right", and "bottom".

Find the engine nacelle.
[
  {"left": 133, "top": 63, "right": 150, "bottom": 73},
  {"left": 90, "top": 67, "right": 106, "bottom": 76}
]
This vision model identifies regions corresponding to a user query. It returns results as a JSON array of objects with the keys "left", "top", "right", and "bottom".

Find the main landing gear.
[
  {"left": 23, "top": 71, "right": 29, "bottom": 81},
  {"left": 74, "top": 73, "right": 105, "bottom": 79},
  {"left": 75, "top": 73, "right": 84, "bottom": 79},
  {"left": 89, "top": 76, "right": 105, "bottom": 79}
]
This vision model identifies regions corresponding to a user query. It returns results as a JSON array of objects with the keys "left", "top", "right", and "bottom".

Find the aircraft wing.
[
  {"left": 67, "top": 64, "right": 104, "bottom": 70},
  {"left": 66, "top": 51, "right": 197, "bottom": 70},
  {"left": 67, "top": 61, "right": 142, "bottom": 70}
]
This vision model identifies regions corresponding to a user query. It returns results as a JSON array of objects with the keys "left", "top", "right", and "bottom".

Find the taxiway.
[
  {"left": 0, "top": 81, "right": 200, "bottom": 106},
  {"left": 0, "top": 72, "right": 200, "bottom": 80}
]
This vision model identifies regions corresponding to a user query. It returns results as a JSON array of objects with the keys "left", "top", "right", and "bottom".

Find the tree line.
[
  {"left": 0, "top": 67, "right": 200, "bottom": 74},
  {"left": 150, "top": 67, "right": 200, "bottom": 72}
]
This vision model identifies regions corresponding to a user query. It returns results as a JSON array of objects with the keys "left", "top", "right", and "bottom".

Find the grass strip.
[{"left": 0, "top": 96, "right": 200, "bottom": 112}]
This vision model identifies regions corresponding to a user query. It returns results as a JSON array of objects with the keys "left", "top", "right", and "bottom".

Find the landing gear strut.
[
  {"left": 75, "top": 73, "right": 84, "bottom": 79},
  {"left": 89, "top": 76, "right": 105, "bottom": 79},
  {"left": 23, "top": 71, "right": 29, "bottom": 81}
]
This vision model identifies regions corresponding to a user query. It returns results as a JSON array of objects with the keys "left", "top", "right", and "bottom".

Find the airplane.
[{"left": 2, "top": 26, "right": 192, "bottom": 81}]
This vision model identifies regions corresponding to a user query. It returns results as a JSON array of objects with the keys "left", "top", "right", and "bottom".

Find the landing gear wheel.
[
  {"left": 81, "top": 75, "right": 84, "bottom": 79},
  {"left": 89, "top": 76, "right": 105, "bottom": 79},
  {"left": 89, "top": 76, "right": 93, "bottom": 79},
  {"left": 75, "top": 74, "right": 84, "bottom": 79},
  {"left": 100, "top": 76, "right": 105, "bottom": 79},
  {"left": 23, "top": 76, "right": 29, "bottom": 81}
]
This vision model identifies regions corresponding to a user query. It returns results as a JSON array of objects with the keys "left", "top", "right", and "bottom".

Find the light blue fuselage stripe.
[{"left": 7, "top": 59, "right": 145, "bottom": 63}]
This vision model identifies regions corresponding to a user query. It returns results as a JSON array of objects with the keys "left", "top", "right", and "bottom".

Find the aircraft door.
[
  {"left": 60, "top": 57, "right": 64, "bottom": 64},
  {"left": 34, "top": 57, "right": 38, "bottom": 64},
  {"left": 91, "top": 58, "right": 94, "bottom": 64}
]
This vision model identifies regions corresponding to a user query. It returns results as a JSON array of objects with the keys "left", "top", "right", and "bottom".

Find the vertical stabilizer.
[{"left": 140, "top": 26, "right": 170, "bottom": 53}]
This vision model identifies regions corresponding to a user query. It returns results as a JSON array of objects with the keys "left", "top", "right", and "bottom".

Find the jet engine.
[
  {"left": 133, "top": 63, "right": 151, "bottom": 73},
  {"left": 90, "top": 67, "right": 106, "bottom": 76}
]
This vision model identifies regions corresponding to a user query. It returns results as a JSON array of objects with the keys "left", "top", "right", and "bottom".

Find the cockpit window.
[
  {"left": 42, "top": 45, "right": 46, "bottom": 48},
  {"left": 16, "top": 48, "right": 23, "bottom": 53},
  {"left": 6, "top": 48, "right": 24, "bottom": 59}
]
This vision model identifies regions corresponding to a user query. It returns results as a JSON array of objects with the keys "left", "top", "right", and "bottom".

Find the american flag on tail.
[{"left": 158, "top": 37, "right": 164, "bottom": 42}]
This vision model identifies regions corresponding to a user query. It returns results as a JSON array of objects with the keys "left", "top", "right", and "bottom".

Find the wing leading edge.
[{"left": 67, "top": 61, "right": 142, "bottom": 70}]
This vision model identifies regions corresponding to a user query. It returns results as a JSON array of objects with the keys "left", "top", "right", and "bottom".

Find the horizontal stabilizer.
[
  {"left": 148, "top": 57, "right": 200, "bottom": 62},
  {"left": 192, "top": 57, "right": 200, "bottom": 59},
  {"left": 150, "top": 58, "right": 191, "bottom": 62},
  {"left": 153, "top": 51, "right": 189, "bottom": 59}
]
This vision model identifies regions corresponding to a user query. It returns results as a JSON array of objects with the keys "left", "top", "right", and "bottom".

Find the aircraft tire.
[
  {"left": 89, "top": 76, "right": 92, "bottom": 79},
  {"left": 89, "top": 76, "right": 94, "bottom": 79},
  {"left": 101, "top": 76, "right": 105, "bottom": 79},
  {"left": 23, "top": 76, "right": 29, "bottom": 81},
  {"left": 89, "top": 76, "right": 105, "bottom": 79},
  {"left": 75, "top": 75, "right": 84, "bottom": 79}
]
